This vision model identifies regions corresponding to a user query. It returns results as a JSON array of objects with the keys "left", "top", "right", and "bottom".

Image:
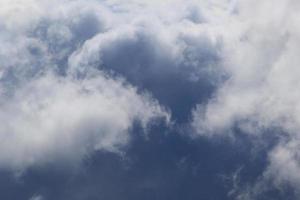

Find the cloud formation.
[
  {"left": 0, "top": 0, "right": 170, "bottom": 171},
  {"left": 191, "top": 0, "right": 300, "bottom": 197},
  {"left": 3, "top": 0, "right": 300, "bottom": 198},
  {"left": 0, "top": 72, "right": 168, "bottom": 170},
  {"left": 0, "top": 0, "right": 224, "bottom": 173}
]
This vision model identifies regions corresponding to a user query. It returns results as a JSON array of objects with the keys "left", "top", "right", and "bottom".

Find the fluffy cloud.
[
  {"left": 191, "top": 0, "right": 300, "bottom": 196},
  {"left": 4, "top": 0, "right": 300, "bottom": 197},
  {"left": 0, "top": 72, "right": 168, "bottom": 170},
  {"left": 0, "top": 0, "right": 172, "bottom": 171},
  {"left": 65, "top": 0, "right": 226, "bottom": 125}
]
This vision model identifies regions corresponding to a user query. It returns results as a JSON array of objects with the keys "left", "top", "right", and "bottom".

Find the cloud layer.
[{"left": 2, "top": 0, "right": 300, "bottom": 198}]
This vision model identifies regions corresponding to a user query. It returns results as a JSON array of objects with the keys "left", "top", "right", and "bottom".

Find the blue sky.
[{"left": 0, "top": 0, "right": 299, "bottom": 199}]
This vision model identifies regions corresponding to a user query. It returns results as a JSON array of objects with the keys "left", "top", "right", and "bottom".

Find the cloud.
[
  {"left": 1, "top": 0, "right": 223, "bottom": 108},
  {"left": 0, "top": 0, "right": 172, "bottom": 171},
  {"left": 66, "top": 0, "right": 225, "bottom": 123},
  {"left": 5, "top": 0, "right": 300, "bottom": 198},
  {"left": 29, "top": 195, "right": 44, "bottom": 200},
  {"left": 191, "top": 0, "right": 300, "bottom": 196},
  {"left": 0, "top": 72, "right": 169, "bottom": 170}
]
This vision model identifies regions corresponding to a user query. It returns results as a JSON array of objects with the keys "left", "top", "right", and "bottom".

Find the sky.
[{"left": 0, "top": 0, "right": 299, "bottom": 199}]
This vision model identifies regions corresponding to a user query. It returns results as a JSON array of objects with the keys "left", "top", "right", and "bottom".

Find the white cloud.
[
  {"left": 0, "top": 71, "right": 169, "bottom": 170},
  {"left": 192, "top": 0, "right": 300, "bottom": 135},
  {"left": 6, "top": 0, "right": 300, "bottom": 196},
  {"left": 191, "top": 0, "right": 300, "bottom": 195},
  {"left": 0, "top": 0, "right": 173, "bottom": 171}
]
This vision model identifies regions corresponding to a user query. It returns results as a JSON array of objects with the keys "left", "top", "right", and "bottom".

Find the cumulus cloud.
[
  {"left": 65, "top": 0, "right": 226, "bottom": 124},
  {"left": 191, "top": 0, "right": 300, "bottom": 196},
  {"left": 0, "top": 72, "right": 168, "bottom": 170},
  {"left": 0, "top": 0, "right": 172, "bottom": 171},
  {"left": 4, "top": 0, "right": 300, "bottom": 197},
  {"left": 1, "top": 1, "right": 226, "bottom": 173}
]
